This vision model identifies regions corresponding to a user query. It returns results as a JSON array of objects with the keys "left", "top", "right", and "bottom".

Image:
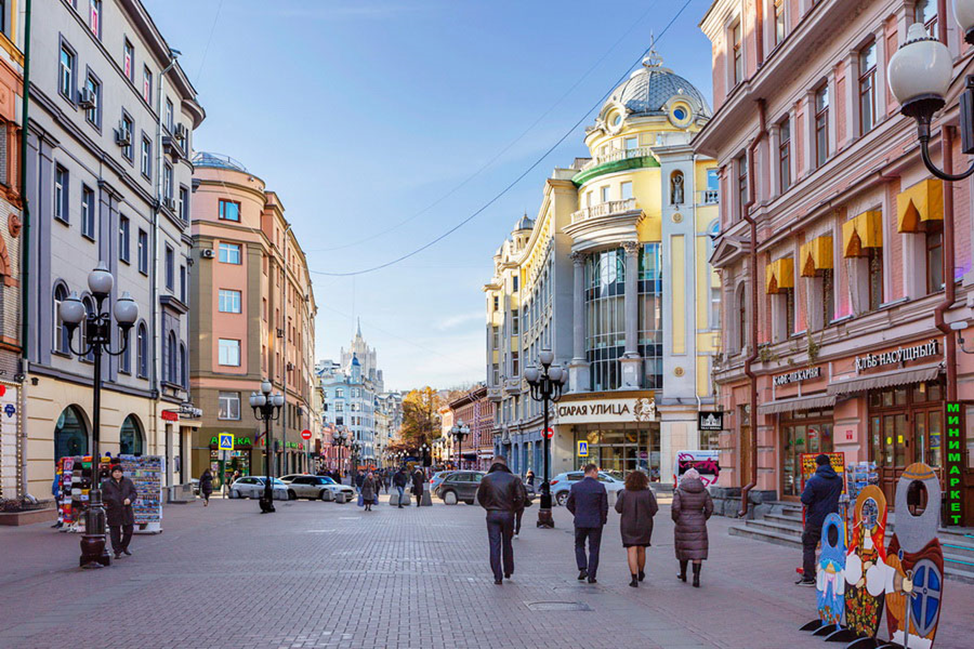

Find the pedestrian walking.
[
  {"left": 615, "top": 470, "right": 659, "bottom": 587},
  {"left": 672, "top": 467, "right": 714, "bottom": 587},
  {"left": 101, "top": 464, "right": 137, "bottom": 560},
  {"left": 199, "top": 467, "right": 214, "bottom": 507},
  {"left": 797, "top": 453, "right": 843, "bottom": 586},
  {"left": 354, "top": 470, "right": 365, "bottom": 493},
  {"left": 226, "top": 469, "right": 242, "bottom": 496},
  {"left": 475, "top": 456, "right": 526, "bottom": 584},
  {"left": 525, "top": 470, "right": 535, "bottom": 488},
  {"left": 513, "top": 477, "right": 533, "bottom": 539},
  {"left": 361, "top": 471, "right": 377, "bottom": 512},
  {"left": 412, "top": 467, "right": 425, "bottom": 507},
  {"left": 383, "top": 470, "right": 392, "bottom": 494},
  {"left": 393, "top": 467, "right": 408, "bottom": 507},
  {"left": 567, "top": 463, "right": 608, "bottom": 584}
]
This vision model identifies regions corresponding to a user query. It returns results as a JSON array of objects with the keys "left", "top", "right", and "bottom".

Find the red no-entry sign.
[
  {"left": 544, "top": 428, "right": 554, "bottom": 439},
  {"left": 301, "top": 429, "right": 312, "bottom": 441}
]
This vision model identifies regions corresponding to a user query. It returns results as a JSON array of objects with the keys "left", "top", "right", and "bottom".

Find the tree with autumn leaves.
[{"left": 395, "top": 386, "right": 442, "bottom": 451}]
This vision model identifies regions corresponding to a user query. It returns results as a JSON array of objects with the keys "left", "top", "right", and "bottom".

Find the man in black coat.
[
  {"left": 567, "top": 464, "right": 609, "bottom": 583},
  {"left": 476, "top": 456, "right": 527, "bottom": 584},
  {"left": 412, "top": 468, "right": 425, "bottom": 507},
  {"left": 797, "top": 453, "right": 843, "bottom": 585},
  {"left": 393, "top": 467, "right": 408, "bottom": 507},
  {"left": 101, "top": 464, "right": 138, "bottom": 559}
]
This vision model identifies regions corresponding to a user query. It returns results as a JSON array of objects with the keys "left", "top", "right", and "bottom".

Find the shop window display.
[
  {"left": 572, "top": 424, "right": 660, "bottom": 480},
  {"left": 781, "top": 408, "right": 834, "bottom": 497}
]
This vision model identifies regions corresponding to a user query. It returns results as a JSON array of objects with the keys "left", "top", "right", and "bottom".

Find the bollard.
[{"left": 421, "top": 491, "right": 433, "bottom": 507}]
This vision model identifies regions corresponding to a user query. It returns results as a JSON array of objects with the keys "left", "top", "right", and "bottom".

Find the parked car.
[
  {"left": 228, "top": 476, "right": 289, "bottom": 500},
  {"left": 428, "top": 471, "right": 456, "bottom": 493},
  {"left": 549, "top": 470, "right": 625, "bottom": 506},
  {"left": 280, "top": 474, "right": 355, "bottom": 500},
  {"left": 435, "top": 471, "right": 485, "bottom": 505}
]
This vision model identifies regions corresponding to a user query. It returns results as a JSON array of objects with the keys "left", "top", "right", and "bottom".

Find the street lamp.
[
  {"left": 250, "top": 380, "right": 284, "bottom": 513},
  {"left": 332, "top": 427, "right": 348, "bottom": 478},
  {"left": 420, "top": 443, "right": 430, "bottom": 467},
  {"left": 450, "top": 420, "right": 470, "bottom": 470},
  {"left": 887, "top": 8, "right": 974, "bottom": 180},
  {"left": 59, "top": 262, "right": 139, "bottom": 568},
  {"left": 350, "top": 440, "right": 362, "bottom": 484},
  {"left": 524, "top": 347, "right": 568, "bottom": 529}
]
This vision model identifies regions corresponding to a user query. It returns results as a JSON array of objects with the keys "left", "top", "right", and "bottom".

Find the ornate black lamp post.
[
  {"left": 420, "top": 443, "right": 430, "bottom": 467},
  {"left": 59, "top": 262, "right": 140, "bottom": 568},
  {"left": 450, "top": 420, "right": 470, "bottom": 470},
  {"left": 524, "top": 347, "right": 568, "bottom": 529},
  {"left": 332, "top": 427, "right": 348, "bottom": 477},
  {"left": 350, "top": 440, "right": 362, "bottom": 484},
  {"left": 249, "top": 380, "right": 284, "bottom": 513}
]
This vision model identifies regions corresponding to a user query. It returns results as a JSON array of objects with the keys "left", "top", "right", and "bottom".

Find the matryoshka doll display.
[
  {"left": 843, "top": 485, "right": 887, "bottom": 642},
  {"left": 879, "top": 463, "right": 944, "bottom": 649},
  {"left": 816, "top": 513, "right": 847, "bottom": 629}
]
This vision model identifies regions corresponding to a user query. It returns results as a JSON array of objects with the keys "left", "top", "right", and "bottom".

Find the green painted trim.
[{"left": 572, "top": 155, "right": 660, "bottom": 187}]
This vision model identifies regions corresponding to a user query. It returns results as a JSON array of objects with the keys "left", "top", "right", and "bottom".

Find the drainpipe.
[
  {"left": 18, "top": 0, "right": 32, "bottom": 500},
  {"left": 934, "top": 126, "right": 957, "bottom": 403},
  {"left": 755, "top": 0, "right": 765, "bottom": 68},
  {"left": 739, "top": 99, "right": 766, "bottom": 518}
]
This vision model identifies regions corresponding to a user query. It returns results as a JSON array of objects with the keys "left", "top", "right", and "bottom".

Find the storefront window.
[
  {"left": 573, "top": 424, "right": 660, "bottom": 480},
  {"left": 639, "top": 243, "right": 663, "bottom": 389},
  {"left": 55, "top": 405, "right": 88, "bottom": 461},
  {"left": 781, "top": 408, "right": 833, "bottom": 497}
]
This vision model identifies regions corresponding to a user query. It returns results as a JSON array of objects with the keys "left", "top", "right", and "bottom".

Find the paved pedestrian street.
[{"left": 1, "top": 497, "right": 971, "bottom": 649}]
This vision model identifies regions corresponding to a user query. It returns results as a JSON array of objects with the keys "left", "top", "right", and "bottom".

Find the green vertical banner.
[{"left": 945, "top": 402, "right": 964, "bottom": 526}]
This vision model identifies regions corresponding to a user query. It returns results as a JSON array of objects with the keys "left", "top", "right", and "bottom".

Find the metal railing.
[{"left": 580, "top": 146, "right": 655, "bottom": 171}]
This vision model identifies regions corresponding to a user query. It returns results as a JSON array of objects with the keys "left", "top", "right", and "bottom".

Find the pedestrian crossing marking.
[{"left": 218, "top": 433, "right": 234, "bottom": 451}]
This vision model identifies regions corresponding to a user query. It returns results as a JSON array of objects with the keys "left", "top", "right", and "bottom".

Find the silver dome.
[{"left": 603, "top": 50, "right": 711, "bottom": 119}]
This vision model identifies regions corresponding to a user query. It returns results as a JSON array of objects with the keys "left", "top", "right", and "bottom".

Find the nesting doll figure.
[
  {"left": 816, "top": 512, "right": 847, "bottom": 626},
  {"left": 844, "top": 485, "right": 887, "bottom": 639},
  {"left": 881, "top": 463, "right": 944, "bottom": 649}
]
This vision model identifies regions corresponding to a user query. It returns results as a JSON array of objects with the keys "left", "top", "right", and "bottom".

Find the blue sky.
[{"left": 144, "top": 0, "right": 714, "bottom": 391}]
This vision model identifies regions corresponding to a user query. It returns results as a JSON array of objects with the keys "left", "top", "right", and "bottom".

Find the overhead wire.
[{"left": 308, "top": 0, "right": 695, "bottom": 278}]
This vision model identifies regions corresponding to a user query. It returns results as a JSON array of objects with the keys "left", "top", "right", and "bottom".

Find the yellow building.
[{"left": 484, "top": 48, "right": 720, "bottom": 488}]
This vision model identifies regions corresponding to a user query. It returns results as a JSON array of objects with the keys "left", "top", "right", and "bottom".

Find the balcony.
[
  {"left": 487, "top": 386, "right": 503, "bottom": 402},
  {"left": 571, "top": 198, "right": 639, "bottom": 225},
  {"left": 572, "top": 147, "right": 660, "bottom": 186},
  {"left": 504, "top": 378, "right": 521, "bottom": 395},
  {"left": 699, "top": 190, "right": 719, "bottom": 205}
]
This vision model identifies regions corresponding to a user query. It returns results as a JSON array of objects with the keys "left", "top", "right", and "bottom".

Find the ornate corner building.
[{"left": 484, "top": 48, "right": 721, "bottom": 486}]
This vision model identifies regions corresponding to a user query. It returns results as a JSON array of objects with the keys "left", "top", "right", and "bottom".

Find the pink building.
[
  {"left": 696, "top": 0, "right": 974, "bottom": 524},
  {"left": 449, "top": 385, "right": 495, "bottom": 470}
]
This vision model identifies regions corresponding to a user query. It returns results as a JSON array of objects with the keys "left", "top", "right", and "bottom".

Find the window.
[
  {"left": 512, "top": 276, "right": 519, "bottom": 293},
  {"left": 737, "top": 154, "right": 748, "bottom": 220},
  {"left": 178, "top": 186, "right": 189, "bottom": 221},
  {"left": 81, "top": 297, "right": 95, "bottom": 362},
  {"left": 732, "top": 21, "right": 744, "bottom": 86},
  {"left": 55, "top": 165, "right": 69, "bottom": 222},
  {"left": 137, "top": 323, "right": 148, "bottom": 377},
  {"left": 218, "top": 242, "right": 241, "bottom": 264},
  {"left": 738, "top": 286, "right": 748, "bottom": 351},
  {"left": 165, "top": 98, "right": 174, "bottom": 133},
  {"left": 218, "top": 338, "right": 241, "bottom": 366},
  {"left": 89, "top": 0, "right": 101, "bottom": 38},
  {"left": 140, "top": 136, "right": 151, "bottom": 178},
  {"left": 219, "top": 289, "right": 242, "bottom": 313},
  {"left": 624, "top": 136, "right": 638, "bottom": 150},
  {"left": 218, "top": 200, "right": 240, "bottom": 222},
  {"left": 815, "top": 86, "right": 829, "bottom": 167},
  {"left": 859, "top": 42, "right": 878, "bottom": 135},
  {"left": 601, "top": 185, "right": 610, "bottom": 202},
  {"left": 180, "top": 343, "right": 187, "bottom": 388},
  {"left": 512, "top": 351, "right": 519, "bottom": 377},
  {"left": 867, "top": 248, "right": 884, "bottom": 311},
  {"left": 511, "top": 309, "right": 519, "bottom": 336},
  {"left": 166, "top": 331, "right": 177, "bottom": 383},
  {"left": 773, "top": 0, "right": 785, "bottom": 46},
  {"left": 180, "top": 266, "right": 186, "bottom": 303},
  {"left": 165, "top": 245, "right": 174, "bottom": 290},
  {"left": 778, "top": 117, "right": 791, "bottom": 193},
  {"left": 915, "top": 0, "right": 938, "bottom": 39},
  {"left": 121, "top": 113, "right": 134, "bottom": 160},
  {"left": 143, "top": 66, "right": 152, "bottom": 105},
  {"left": 120, "top": 328, "right": 131, "bottom": 373},
  {"left": 59, "top": 44, "right": 75, "bottom": 100},
  {"left": 163, "top": 163, "right": 173, "bottom": 200},
  {"left": 585, "top": 248, "right": 627, "bottom": 391},
  {"left": 119, "top": 216, "right": 130, "bottom": 263},
  {"left": 217, "top": 391, "right": 241, "bottom": 420},
  {"left": 705, "top": 168, "right": 719, "bottom": 203},
  {"left": 621, "top": 181, "right": 633, "bottom": 200},
  {"left": 54, "top": 284, "right": 70, "bottom": 354},
  {"left": 137, "top": 229, "right": 149, "bottom": 274},
  {"left": 493, "top": 295, "right": 499, "bottom": 311},
  {"left": 83, "top": 73, "right": 100, "bottom": 126},
  {"left": 123, "top": 40, "right": 134, "bottom": 82},
  {"left": 926, "top": 224, "right": 944, "bottom": 294},
  {"left": 81, "top": 186, "right": 95, "bottom": 240}
]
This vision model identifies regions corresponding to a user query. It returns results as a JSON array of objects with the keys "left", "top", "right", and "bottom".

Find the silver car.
[
  {"left": 229, "top": 476, "right": 289, "bottom": 500},
  {"left": 280, "top": 474, "right": 355, "bottom": 501},
  {"left": 549, "top": 471, "right": 626, "bottom": 506}
]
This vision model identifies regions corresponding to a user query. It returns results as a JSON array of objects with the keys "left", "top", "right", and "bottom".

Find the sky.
[{"left": 143, "top": 0, "right": 715, "bottom": 392}]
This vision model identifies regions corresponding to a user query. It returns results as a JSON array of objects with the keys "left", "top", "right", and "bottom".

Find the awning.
[
  {"left": 765, "top": 257, "right": 794, "bottom": 294},
  {"left": 800, "top": 235, "right": 833, "bottom": 277},
  {"left": 897, "top": 178, "right": 943, "bottom": 233},
  {"left": 842, "top": 211, "right": 883, "bottom": 257},
  {"left": 757, "top": 394, "right": 836, "bottom": 415},
  {"left": 826, "top": 363, "right": 943, "bottom": 396}
]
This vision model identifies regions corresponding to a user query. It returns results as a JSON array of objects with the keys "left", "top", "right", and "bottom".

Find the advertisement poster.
[{"left": 800, "top": 452, "right": 846, "bottom": 493}]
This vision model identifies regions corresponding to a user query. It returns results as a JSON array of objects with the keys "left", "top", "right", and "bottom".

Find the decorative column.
[
  {"left": 567, "top": 251, "right": 589, "bottom": 392},
  {"left": 621, "top": 241, "right": 642, "bottom": 388}
]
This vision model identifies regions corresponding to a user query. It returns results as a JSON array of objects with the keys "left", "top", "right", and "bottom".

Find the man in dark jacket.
[
  {"left": 412, "top": 468, "right": 425, "bottom": 507},
  {"left": 476, "top": 456, "right": 526, "bottom": 584},
  {"left": 797, "top": 453, "right": 844, "bottom": 585},
  {"left": 102, "top": 464, "right": 138, "bottom": 559},
  {"left": 567, "top": 464, "right": 609, "bottom": 583},
  {"left": 393, "top": 467, "right": 408, "bottom": 507}
]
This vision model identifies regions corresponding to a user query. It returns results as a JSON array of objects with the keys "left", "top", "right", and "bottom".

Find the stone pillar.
[
  {"left": 568, "top": 251, "right": 589, "bottom": 392},
  {"left": 621, "top": 241, "right": 642, "bottom": 388}
]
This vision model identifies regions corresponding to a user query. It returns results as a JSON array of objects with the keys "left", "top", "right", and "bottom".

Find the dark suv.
[{"left": 435, "top": 471, "right": 485, "bottom": 505}]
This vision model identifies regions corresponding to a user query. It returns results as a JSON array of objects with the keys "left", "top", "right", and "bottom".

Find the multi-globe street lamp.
[
  {"left": 249, "top": 380, "right": 284, "bottom": 513},
  {"left": 450, "top": 420, "right": 470, "bottom": 470},
  {"left": 420, "top": 443, "right": 430, "bottom": 467},
  {"left": 59, "top": 262, "right": 140, "bottom": 568},
  {"left": 350, "top": 440, "right": 362, "bottom": 482},
  {"left": 524, "top": 348, "right": 568, "bottom": 529},
  {"left": 332, "top": 427, "right": 348, "bottom": 479}
]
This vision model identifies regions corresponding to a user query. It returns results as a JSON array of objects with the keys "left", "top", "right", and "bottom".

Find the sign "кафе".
[
  {"left": 854, "top": 339, "right": 939, "bottom": 371},
  {"left": 773, "top": 367, "right": 821, "bottom": 387}
]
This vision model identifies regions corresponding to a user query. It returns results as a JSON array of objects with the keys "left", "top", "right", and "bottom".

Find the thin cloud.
[
  {"left": 436, "top": 311, "right": 483, "bottom": 331},
  {"left": 258, "top": 1, "right": 432, "bottom": 21}
]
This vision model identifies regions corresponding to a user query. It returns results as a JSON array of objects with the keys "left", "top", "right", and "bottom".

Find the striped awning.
[{"left": 757, "top": 394, "right": 836, "bottom": 415}]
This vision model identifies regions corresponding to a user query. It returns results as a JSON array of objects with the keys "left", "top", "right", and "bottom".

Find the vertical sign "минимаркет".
[{"left": 945, "top": 402, "right": 965, "bottom": 526}]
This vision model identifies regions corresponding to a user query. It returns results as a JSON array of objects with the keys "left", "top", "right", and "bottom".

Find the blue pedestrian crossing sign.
[
  {"left": 577, "top": 441, "right": 589, "bottom": 457},
  {"left": 218, "top": 433, "right": 234, "bottom": 451}
]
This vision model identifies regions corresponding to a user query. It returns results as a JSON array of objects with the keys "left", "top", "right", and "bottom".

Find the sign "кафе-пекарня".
[{"left": 854, "top": 339, "right": 939, "bottom": 372}]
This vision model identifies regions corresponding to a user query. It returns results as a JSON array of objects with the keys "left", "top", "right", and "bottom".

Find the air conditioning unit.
[
  {"left": 163, "top": 197, "right": 177, "bottom": 211},
  {"left": 78, "top": 87, "right": 96, "bottom": 109},
  {"left": 114, "top": 122, "right": 131, "bottom": 146},
  {"left": 201, "top": 249, "right": 215, "bottom": 259},
  {"left": 175, "top": 124, "right": 188, "bottom": 141}
]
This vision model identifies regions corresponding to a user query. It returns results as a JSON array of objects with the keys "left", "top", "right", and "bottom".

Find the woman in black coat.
[
  {"left": 411, "top": 468, "right": 425, "bottom": 507},
  {"left": 672, "top": 468, "right": 714, "bottom": 587},
  {"left": 102, "top": 464, "right": 138, "bottom": 559},
  {"left": 614, "top": 470, "right": 659, "bottom": 587},
  {"left": 199, "top": 468, "right": 214, "bottom": 506}
]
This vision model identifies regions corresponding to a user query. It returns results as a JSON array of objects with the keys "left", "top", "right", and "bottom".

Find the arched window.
[
  {"left": 137, "top": 323, "right": 148, "bottom": 378},
  {"left": 55, "top": 405, "right": 88, "bottom": 461},
  {"left": 670, "top": 170, "right": 685, "bottom": 205},
  {"left": 53, "top": 283, "right": 70, "bottom": 354},
  {"left": 119, "top": 414, "right": 144, "bottom": 456},
  {"left": 82, "top": 296, "right": 96, "bottom": 362},
  {"left": 167, "top": 330, "right": 177, "bottom": 384},
  {"left": 180, "top": 343, "right": 187, "bottom": 388}
]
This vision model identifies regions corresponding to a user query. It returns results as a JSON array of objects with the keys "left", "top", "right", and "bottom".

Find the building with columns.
[
  {"left": 696, "top": 0, "right": 974, "bottom": 523},
  {"left": 484, "top": 48, "right": 720, "bottom": 485}
]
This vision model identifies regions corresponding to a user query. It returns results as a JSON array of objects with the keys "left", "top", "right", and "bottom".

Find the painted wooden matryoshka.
[
  {"left": 880, "top": 463, "right": 944, "bottom": 649},
  {"left": 817, "top": 512, "right": 847, "bottom": 627},
  {"left": 844, "top": 485, "right": 888, "bottom": 640}
]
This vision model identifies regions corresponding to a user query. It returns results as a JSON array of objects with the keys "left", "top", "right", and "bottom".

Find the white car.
[
  {"left": 229, "top": 476, "right": 289, "bottom": 500},
  {"left": 280, "top": 474, "right": 355, "bottom": 500},
  {"left": 549, "top": 471, "right": 626, "bottom": 506}
]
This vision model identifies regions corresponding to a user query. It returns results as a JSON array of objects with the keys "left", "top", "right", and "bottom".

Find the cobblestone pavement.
[{"left": 1, "top": 494, "right": 971, "bottom": 649}]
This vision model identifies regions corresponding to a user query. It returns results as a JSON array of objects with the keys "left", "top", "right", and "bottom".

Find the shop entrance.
[
  {"left": 573, "top": 423, "right": 660, "bottom": 480},
  {"left": 780, "top": 408, "right": 834, "bottom": 499}
]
